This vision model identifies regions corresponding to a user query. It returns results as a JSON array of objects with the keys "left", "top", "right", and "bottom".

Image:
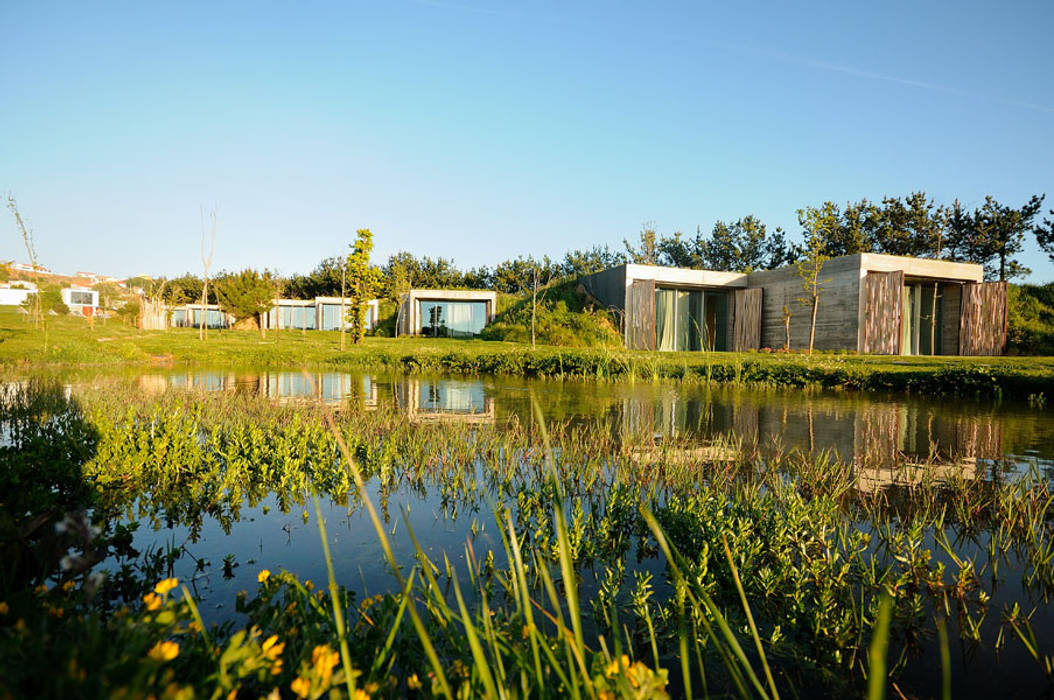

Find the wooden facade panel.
[
  {"left": 732, "top": 288, "right": 763, "bottom": 351},
  {"left": 959, "top": 281, "right": 1007, "bottom": 356},
  {"left": 626, "top": 279, "right": 655, "bottom": 350},
  {"left": 862, "top": 270, "right": 903, "bottom": 355},
  {"left": 940, "top": 283, "right": 962, "bottom": 356}
]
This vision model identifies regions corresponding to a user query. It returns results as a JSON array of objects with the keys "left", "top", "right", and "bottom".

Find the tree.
[
  {"left": 199, "top": 208, "right": 218, "bottom": 341},
  {"left": 345, "top": 229, "right": 381, "bottom": 345},
  {"left": 561, "top": 245, "right": 626, "bottom": 276},
  {"left": 655, "top": 228, "right": 705, "bottom": 268},
  {"left": 6, "top": 195, "right": 45, "bottom": 340},
  {"left": 950, "top": 195, "right": 1045, "bottom": 280},
  {"left": 623, "top": 225, "right": 660, "bottom": 264},
  {"left": 701, "top": 216, "right": 796, "bottom": 272},
  {"left": 214, "top": 269, "right": 274, "bottom": 338},
  {"left": 796, "top": 206, "right": 833, "bottom": 354},
  {"left": 1036, "top": 207, "right": 1054, "bottom": 264}
]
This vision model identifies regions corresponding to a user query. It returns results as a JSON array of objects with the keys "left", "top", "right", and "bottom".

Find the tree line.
[{"left": 135, "top": 191, "right": 1051, "bottom": 316}]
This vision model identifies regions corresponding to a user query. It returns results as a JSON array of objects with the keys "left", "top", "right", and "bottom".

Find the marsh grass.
[{"left": 1, "top": 380, "right": 1054, "bottom": 697}]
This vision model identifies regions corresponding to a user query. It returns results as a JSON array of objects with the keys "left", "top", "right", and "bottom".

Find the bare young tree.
[
  {"left": 6, "top": 195, "right": 48, "bottom": 349},
  {"left": 199, "top": 207, "right": 218, "bottom": 341}
]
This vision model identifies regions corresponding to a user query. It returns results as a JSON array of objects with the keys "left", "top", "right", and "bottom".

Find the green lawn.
[{"left": 2, "top": 307, "right": 1053, "bottom": 398}]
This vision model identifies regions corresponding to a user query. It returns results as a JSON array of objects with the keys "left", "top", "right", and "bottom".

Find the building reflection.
[
  {"left": 395, "top": 378, "right": 495, "bottom": 424},
  {"left": 620, "top": 390, "right": 1003, "bottom": 491}
]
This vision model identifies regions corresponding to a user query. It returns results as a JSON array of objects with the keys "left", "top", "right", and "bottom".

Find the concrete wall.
[
  {"left": 747, "top": 255, "right": 864, "bottom": 351},
  {"left": 578, "top": 265, "right": 627, "bottom": 310},
  {"left": 625, "top": 264, "right": 747, "bottom": 289},
  {"left": 396, "top": 289, "right": 498, "bottom": 336}
]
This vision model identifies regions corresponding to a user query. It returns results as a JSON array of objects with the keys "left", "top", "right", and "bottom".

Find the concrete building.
[
  {"left": 579, "top": 254, "right": 1004, "bottom": 356},
  {"left": 61, "top": 286, "right": 100, "bottom": 316},
  {"left": 170, "top": 304, "right": 233, "bottom": 329},
  {"left": 261, "top": 298, "right": 379, "bottom": 332},
  {"left": 396, "top": 289, "right": 497, "bottom": 338},
  {"left": 0, "top": 281, "right": 37, "bottom": 306}
]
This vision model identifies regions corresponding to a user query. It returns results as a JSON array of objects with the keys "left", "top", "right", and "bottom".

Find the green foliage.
[
  {"left": 1008, "top": 283, "right": 1054, "bottom": 355},
  {"left": 658, "top": 217, "right": 798, "bottom": 272},
  {"left": 346, "top": 229, "right": 381, "bottom": 345},
  {"left": 214, "top": 269, "right": 275, "bottom": 328},
  {"left": 481, "top": 282, "right": 623, "bottom": 348}
]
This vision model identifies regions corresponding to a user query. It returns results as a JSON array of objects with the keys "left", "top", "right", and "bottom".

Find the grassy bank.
[{"left": 3, "top": 308, "right": 1053, "bottom": 398}]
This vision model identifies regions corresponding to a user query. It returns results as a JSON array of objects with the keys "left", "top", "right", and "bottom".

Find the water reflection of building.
[
  {"left": 395, "top": 378, "right": 495, "bottom": 424},
  {"left": 619, "top": 389, "right": 1003, "bottom": 486},
  {"left": 259, "top": 372, "right": 377, "bottom": 407}
]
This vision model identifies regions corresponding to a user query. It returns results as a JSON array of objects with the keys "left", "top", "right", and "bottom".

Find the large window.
[
  {"left": 418, "top": 380, "right": 487, "bottom": 414},
  {"left": 654, "top": 288, "right": 728, "bottom": 351},
  {"left": 417, "top": 300, "right": 487, "bottom": 338},
  {"left": 901, "top": 283, "right": 942, "bottom": 355},
  {"left": 270, "top": 305, "right": 317, "bottom": 330},
  {"left": 69, "top": 291, "right": 94, "bottom": 306}
]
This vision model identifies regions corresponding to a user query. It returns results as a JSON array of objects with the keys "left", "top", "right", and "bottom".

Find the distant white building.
[
  {"left": 11, "top": 262, "right": 51, "bottom": 274},
  {"left": 0, "top": 281, "right": 37, "bottom": 306},
  {"left": 61, "top": 286, "right": 99, "bottom": 316}
]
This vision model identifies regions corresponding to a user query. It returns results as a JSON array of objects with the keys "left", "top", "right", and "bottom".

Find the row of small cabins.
[
  {"left": 8, "top": 253, "right": 1004, "bottom": 355},
  {"left": 155, "top": 253, "right": 1007, "bottom": 355}
]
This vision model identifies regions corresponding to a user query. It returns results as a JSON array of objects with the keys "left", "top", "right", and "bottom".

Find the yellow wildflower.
[
  {"left": 605, "top": 654, "right": 631, "bottom": 678},
  {"left": 189, "top": 620, "right": 202, "bottom": 634},
  {"left": 62, "top": 580, "right": 77, "bottom": 593},
  {"left": 34, "top": 584, "right": 48, "bottom": 595},
  {"left": 48, "top": 606, "right": 64, "bottom": 618},
  {"left": 407, "top": 673, "right": 422, "bottom": 690},
  {"left": 154, "top": 578, "right": 179, "bottom": 596},
  {"left": 15, "top": 618, "right": 26, "bottom": 632},
  {"left": 290, "top": 676, "right": 310, "bottom": 699},
  {"left": 226, "top": 690, "right": 237, "bottom": 700},
  {"left": 0, "top": 601, "right": 9, "bottom": 615},
  {"left": 354, "top": 690, "right": 370, "bottom": 700},
  {"left": 257, "top": 570, "right": 271, "bottom": 584},
  {"left": 143, "top": 592, "right": 162, "bottom": 611},
  {"left": 262, "top": 635, "right": 285, "bottom": 660},
  {"left": 148, "top": 640, "right": 180, "bottom": 662},
  {"left": 303, "top": 580, "right": 314, "bottom": 591},
  {"left": 311, "top": 644, "right": 340, "bottom": 687}
]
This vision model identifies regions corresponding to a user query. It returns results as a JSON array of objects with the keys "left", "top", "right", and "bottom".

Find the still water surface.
[{"left": 62, "top": 368, "right": 1054, "bottom": 696}]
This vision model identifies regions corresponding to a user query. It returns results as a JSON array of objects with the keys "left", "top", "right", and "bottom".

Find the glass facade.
[
  {"left": 654, "top": 288, "right": 728, "bottom": 351},
  {"left": 69, "top": 291, "right": 94, "bottom": 305},
  {"left": 269, "top": 305, "right": 317, "bottom": 330},
  {"left": 417, "top": 300, "right": 487, "bottom": 338},
  {"left": 901, "top": 283, "right": 942, "bottom": 355},
  {"left": 171, "top": 308, "right": 228, "bottom": 329},
  {"left": 320, "top": 303, "right": 344, "bottom": 331},
  {"left": 417, "top": 380, "right": 488, "bottom": 414}
]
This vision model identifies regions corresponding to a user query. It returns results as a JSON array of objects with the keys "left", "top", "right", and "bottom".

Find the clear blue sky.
[{"left": 2, "top": 1, "right": 1052, "bottom": 281}]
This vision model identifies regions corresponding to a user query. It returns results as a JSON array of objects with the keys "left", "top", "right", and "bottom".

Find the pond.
[{"left": 9, "top": 367, "right": 1054, "bottom": 698}]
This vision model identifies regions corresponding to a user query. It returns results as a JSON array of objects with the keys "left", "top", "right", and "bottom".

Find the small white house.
[
  {"left": 0, "top": 281, "right": 37, "bottom": 306},
  {"left": 61, "top": 286, "right": 99, "bottom": 316}
]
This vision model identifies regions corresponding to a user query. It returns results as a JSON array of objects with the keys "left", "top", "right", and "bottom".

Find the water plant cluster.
[{"left": 2, "top": 379, "right": 1054, "bottom": 698}]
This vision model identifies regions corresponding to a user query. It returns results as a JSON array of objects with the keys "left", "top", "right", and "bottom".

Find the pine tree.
[{"left": 214, "top": 269, "right": 274, "bottom": 338}]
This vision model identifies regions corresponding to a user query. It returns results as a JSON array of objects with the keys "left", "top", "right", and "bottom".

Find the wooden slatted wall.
[
  {"left": 862, "top": 271, "right": 903, "bottom": 354},
  {"left": 626, "top": 279, "right": 655, "bottom": 350},
  {"left": 959, "top": 281, "right": 1007, "bottom": 356},
  {"left": 732, "top": 288, "right": 763, "bottom": 351}
]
